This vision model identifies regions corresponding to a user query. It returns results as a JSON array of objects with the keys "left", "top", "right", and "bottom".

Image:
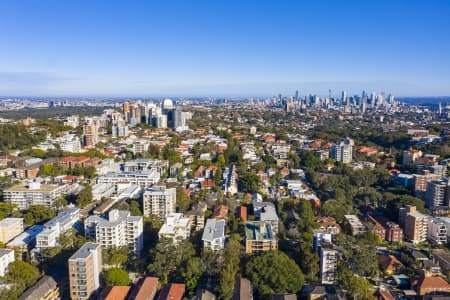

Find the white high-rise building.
[
  {"left": 331, "top": 138, "right": 353, "bottom": 164},
  {"left": 84, "top": 210, "right": 143, "bottom": 257},
  {"left": 143, "top": 186, "right": 176, "bottom": 219}
]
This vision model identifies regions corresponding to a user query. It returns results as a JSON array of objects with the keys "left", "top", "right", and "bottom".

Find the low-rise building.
[
  {"left": 3, "top": 182, "right": 67, "bottom": 209},
  {"left": 245, "top": 221, "right": 277, "bottom": 254},
  {"left": 0, "top": 218, "right": 24, "bottom": 243},
  {"left": 36, "top": 207, "right": 80, "bottom": 249},
  {"left": 18, "top": 275, "right": 60, "bottom": 300},
  {"left": 158, "top": 283, "right": 185, "bottom": 300},
  {"left": 0, "top": 248, "right": 14, "bottom": 277},
  {"left": 344, "top": 215, "right": 366, "bottom": 236},
  {"left": 202, "top": 219, "right": 226, "bottom": 251},
  {"left": 97, "top": 171, "right": 160, "bottom": 188},
  {"left": 159, "top": 213, "right": 191, "bottom": 243}
]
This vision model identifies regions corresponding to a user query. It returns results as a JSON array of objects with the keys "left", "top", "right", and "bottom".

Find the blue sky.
[{"left": 0, "top": 0, "right": 449, "bottom": 97}]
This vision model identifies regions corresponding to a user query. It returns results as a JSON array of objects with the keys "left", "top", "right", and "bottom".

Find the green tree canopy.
[
  {"left": 245, "top": 251, "right": 304, "bottom": 297},
  {"left": 103, "top": 268, "right": 131, "bottom": 286}
]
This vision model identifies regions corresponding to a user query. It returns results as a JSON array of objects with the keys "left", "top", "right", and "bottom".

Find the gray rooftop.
[
  {"left": 202, "top": 219, "right": 226, "bottom": 242},
  {"left": 19, "top": 275, "right": 58, "bottom": 300},
  {"left": 69, "top": 242, "right": 99, "bottom": 260}
]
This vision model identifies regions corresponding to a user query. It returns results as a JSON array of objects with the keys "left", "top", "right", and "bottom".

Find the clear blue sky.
[{"left": 0, "top": 0, "right": 449, "bottom": 97}]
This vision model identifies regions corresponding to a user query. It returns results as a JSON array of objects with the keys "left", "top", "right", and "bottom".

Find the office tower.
[
  {"left": 84, "top": 210, "right": 143, "bottom": 257},
  {"left": 341, "top": 91, "right": 346, "bottom": 104},
  {"left": 82, "top": 124, "right": 98, "bottom": 147},
  {"left": 162, "top": 98, "right": 174, "bottom": 110},
  {"left": 68, "top": 242, "right": 102, "bottom": 300},
  {"left": 425, "top": 179, "right": 450, "bottom": 210},
  {"left": 143, "top": 186, "right": 176, "bottom": 219},
  {"left": 295, "top": 90, "right": 299, "bottom": 101},
  {"left": 331, "top": 139, "right": 353, "bottom": 164},
  {"left": 174, "top": 106, "right": 185, "bottom": 129},
  {"left": 156, "top": 114, "right": 168, "bottom": 129}
]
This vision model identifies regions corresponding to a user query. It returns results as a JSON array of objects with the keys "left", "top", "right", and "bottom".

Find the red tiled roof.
[{"left": 157, "top": 283, "right": 185, "bottom": 300}]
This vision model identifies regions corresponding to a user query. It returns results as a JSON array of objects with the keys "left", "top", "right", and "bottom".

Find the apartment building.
[
  {"left": 84, "top": 210, "right": 143, "bottom": 257},
  {"left": 404, "top": 206, "right": 430, "bottom": 244},
  {"left": 0, "top": 249, "right": 14, "bottom": 277},
  {"left": 428, "top": 218, "right": 448, "bottom": 245},
  {"left": 245, "top": 221, "right": 278, "bottom": 254},
  {"left": 0, "top": 218, "right": 24, "bottom": 243},
  {"left": 344, "top": 215, "right": 367, "bottom": 236},
  {"left": 202, "top": 219, "right": 226, "bottom": 251},
  {"left": 158, "top": 213, "right": 191, "bottom": 243},
  {"left": 384, "top": 221, "right": 403, "bottom": 243},
  {"left": 97, "top": 171, "right": 160, "bottom": 188},
  {"left": 36, "top": 207, "right": 80, "bottom": 249},
  {"left": 143, "top": 186, "right": 176, "bottom": 219},
  {"left": 425, "top": 179, "right": 450, "bottom": 210},
  {"left": 68, "top": 242, "right": 102, "bottom": 300},
  {"left": 413, "top": 171, "right": 441, "bottom": 197},
  {"left": 3, "top": 182, "right": 67, "bottom": 209},
  {"left": 223, "top": 165, "right": 238, "bottom": 195},
  {"left": 331, "top": 139, "right": 353, "bottom": 164},
  {"left": 402, "top": 148, "right": 423, "bottom": 165},
  {"left": 253, "top": 201, "right": 279, "bottom": 234},
  {"left": 319, "top": 244, "right": 338, "bottom": 285}
]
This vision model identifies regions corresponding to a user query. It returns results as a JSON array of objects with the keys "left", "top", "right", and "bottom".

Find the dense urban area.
[{"left": 0, "top": 92, "right": 449, "bottom": 300}]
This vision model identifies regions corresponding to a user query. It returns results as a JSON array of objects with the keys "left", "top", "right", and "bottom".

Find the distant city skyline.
[{"left": 0, "top": 0, "right": 449, "bottom": 97}]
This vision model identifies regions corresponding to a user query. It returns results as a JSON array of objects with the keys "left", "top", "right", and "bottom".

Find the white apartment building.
[
  {"left": 97, "top": 171, "right": 160, "bottom": 188},
  {"left": 223, "top": 166, "right": 238, "bottom": 195},
  {"left": 320, "top": 244, "right": 338, "bottom": 285},
  {"left": 60, "top": 137, "right": 82, "bottom": 153},
  {"left": 36, "top": 207, "right": 80, "bottom": 249},
  {"left": 0, "top": 218, "right": 24, "bottom": 243},
  {"left": 428, "top": 218, "right": 448, "bottom": 245},
  {"left": 0, "top": 249, "right": 15, "bottom": 277},
  {"left": 202, "top": 219, "right": 226, "bottom": 251},
  {"left": 84, "top": 210, "right": 143, "bottom": 257},
  {"left": 3, "top": 182, "right": 67, "bottom": 209},
  {"left": 158, "top": 213, "right": 191, "bottom": 243},
  {"left": 143, "top": 186, "right": 176, "bottom": 219},
  {"left": 331, "top": 140, "right": 353, "bottom": 164}
]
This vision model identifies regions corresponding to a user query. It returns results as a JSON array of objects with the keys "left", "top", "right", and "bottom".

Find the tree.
[
  {"left": 103, "top": 246, "right": 129, "bottom": 267},
  {"left": 176, "top": 186, "right": 191, "bottom": 213},
  {"left": 103, "top": 268, "right": 131, "bottom": 286},
  {"left": 0, "top": 202, "right": 16, "bottom": 220},
  {"left": 238, "top": 171, "right": 260, "bottom": 194},
  {"left": 23, "top": 205, "right": 56, "bottom": 225},
  {"left": 129, "top": 200, "right": 142, "bottom": 216},
  {"left": 217, "top": 154, "right": 226, "bottom": 167},
  {"left": 245, "top": 251, "right": 304, "bottom": 297},
  {"left": 336, "top": 263, "right": 376, "bottom": 300},
  {"left": 76, "top": 186, "right": 93, "bottom": 208},
  {"left": 6, "top": 260, "right": 39, "bottom": 290},
  {"left": 218, "top": 238, "right": 243, "bottom": 300}
]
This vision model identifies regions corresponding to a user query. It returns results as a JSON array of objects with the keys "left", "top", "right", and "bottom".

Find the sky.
[{"left": 0, "top": 0, "right": 449, "bottom": 97}]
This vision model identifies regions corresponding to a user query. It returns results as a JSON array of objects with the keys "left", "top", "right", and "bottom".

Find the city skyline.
[{"left": 0, "top": 0, "right": 449, "bottom": 97}]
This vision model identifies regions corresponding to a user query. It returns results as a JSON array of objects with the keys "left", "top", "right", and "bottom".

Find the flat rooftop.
[
  {"left": 5, "top": 184, "right": 61, "bottom": 192},
  {"left": 245, "top": 221, "right": 275, "bottom": 241},
  {"left": 69, "top": 242, "right": 99, "bottom": 260}
]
